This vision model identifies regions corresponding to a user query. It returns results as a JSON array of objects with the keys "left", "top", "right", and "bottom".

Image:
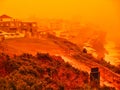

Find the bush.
[{"left": 0, "top": 53, "right": 89, "bottom": 89}]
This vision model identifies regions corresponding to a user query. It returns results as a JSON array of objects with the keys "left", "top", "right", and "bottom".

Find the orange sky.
[{"left": 0, "top": 0, "right": 120, "bottom": 41}]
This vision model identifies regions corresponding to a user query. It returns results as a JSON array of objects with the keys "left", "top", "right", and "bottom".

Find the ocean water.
[{"left": 84, "top": 41, "right": 120, "bottom": 66}]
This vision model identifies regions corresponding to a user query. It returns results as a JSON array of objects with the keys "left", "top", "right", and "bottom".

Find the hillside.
[{"left": 0, "top": 34, "right": 119, "bottom": 89}]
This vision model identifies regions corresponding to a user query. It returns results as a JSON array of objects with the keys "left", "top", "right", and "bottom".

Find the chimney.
[{"left": 90, "top": 67, "right": 100, "bottom": 89}]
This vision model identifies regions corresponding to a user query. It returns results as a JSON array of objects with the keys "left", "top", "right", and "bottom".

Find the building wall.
[{"left": 0, "top": 20, "right": 37, "bottom": 34}]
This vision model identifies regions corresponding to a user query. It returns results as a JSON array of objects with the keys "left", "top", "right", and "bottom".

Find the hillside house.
[{"left": 0, "top": 15, "right": 38, "bottom": 35}]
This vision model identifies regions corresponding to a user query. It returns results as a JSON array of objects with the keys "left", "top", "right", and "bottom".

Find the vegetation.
[
  {"left": 96, "top": 59, "right": 120, "bottom": 75},
  {"left": 0, "top": 53, "right": 89, "bottom": 90},
  {"left": 100, "top": 85, "right": 116, "bottom": 90},
  {"left": 0, "top": 52, "right": 117, "bottom": 90},
  {"left": 79, "top": 52, "right": 120, "bottom": 75}
]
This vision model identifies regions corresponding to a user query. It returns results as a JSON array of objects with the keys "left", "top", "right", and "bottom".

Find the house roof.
[{"left": 0, "top": 15, "right": 12, "bottom": 19}]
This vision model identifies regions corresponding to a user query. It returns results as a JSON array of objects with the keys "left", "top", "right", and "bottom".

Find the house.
[
  {"left": 0, "top": 15, "right": 38, "bottom": 34},
  {"left": 0, "top": 14, "right": 12, "bottom": 21}
]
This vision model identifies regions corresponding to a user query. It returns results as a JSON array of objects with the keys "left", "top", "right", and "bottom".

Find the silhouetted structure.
[{"left": 90, "top": 67, "right": 100, "bottom": 89}]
